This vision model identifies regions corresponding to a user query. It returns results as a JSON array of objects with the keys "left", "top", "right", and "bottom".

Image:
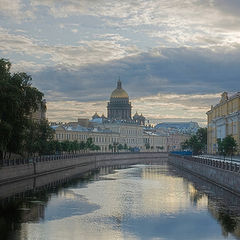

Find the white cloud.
[
  {"left": 0, "top": 0, "right": 34, "bottom": 20},
  {"left": 46, "top": 92, "right": 221, "bottom": 126},
  {"left": 0, "top": 27, "right": 140, "bottom": 71},
  {"left": 26, "top": 0, "right": 240, "bottom": 49},
  {"left": 11, "top": 60, "right": 45, "bottom": 72}
]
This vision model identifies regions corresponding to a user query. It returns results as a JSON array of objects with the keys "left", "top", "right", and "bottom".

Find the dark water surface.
[{"left": 1, "top": 163, "right": 240, "bottom": 240}]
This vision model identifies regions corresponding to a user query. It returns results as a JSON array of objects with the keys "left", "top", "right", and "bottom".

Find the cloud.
[
  {"left": 1, "top": 0, "right": 240, "bottom": 126},
  {"left": 0, "top": 0, "right": 34, "bottom": 20},
  {"left": 11, "top": 60, "right": 45, "bottom": 72},
  {"left": 24, "top": 0, "right": 240, "bottom": 49},
  {"left": 2, "top": 1, "right": 240, "bottom": 50},
  {"left": 32, "top": 47, "right": 240, "bottom": 105},
  {"left": 46, "top": 92, "right": 220, "bottom": 126},
  {"left": 0, "top": 27, "right": 140, "bottom": 71}
]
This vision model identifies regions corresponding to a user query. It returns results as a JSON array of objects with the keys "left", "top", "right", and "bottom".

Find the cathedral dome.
[
  {"left": 110, "top": 88, "right": 129, "bottom": 98},
  {"left": 110, "top": 80, "right": 129, "bottom": 99}
]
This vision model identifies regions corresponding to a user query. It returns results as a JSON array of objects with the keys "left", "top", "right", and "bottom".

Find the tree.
[
  {"left": 145, "top": 143, "right": 150, "bottom": 150},
  {"left": 196, "top": 128, "right": 207, "bottom": 146},
  {"left": 61, "top": 140, "right": 70, "bottom": 153},
  {"left": 182, "top": 128, "right": 207, "bottom": 155},
  {"left": 112, "top": 142, "right": 118, "bottom": 153},
  {"left": 217, "top": 138, "right": 225, "bottom": 157},
  {"left": 222, "top": 135, "right": 237, "bottom": 158},
  {"left": 79, "top": 141, "right": 86, "bottom": 152},
  {"left": 0, "top": 58, "right": 44, "bottom": 159},
  {"left": 24, "top": 120, "right": 55, "bottom": 156},
  {"left": 86, "top": 138, "right": 94, "bottom": 151},
  {"left": 0, "top": 122, "right": 12, "bottom": 159},
  {"left": 109, "top": 144, "right": 113, "bottom": 152},
  {"left": 156, "top": 146, "right": 164, "bottom": 152},
  {"left": 117, "top": 144, "right": 123, "bottom": 151}
]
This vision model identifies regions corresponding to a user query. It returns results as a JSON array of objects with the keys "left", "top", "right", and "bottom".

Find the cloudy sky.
[{"left": 1, "top": 0, "right": 240, "bottom": 126}]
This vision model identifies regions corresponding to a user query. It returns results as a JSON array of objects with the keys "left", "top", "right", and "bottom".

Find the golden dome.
[
  {"left": 110, "top": 80, "right": 129, "bottom": 99},
  {"left": 111, "top": 88, "right": 129, "bottom": 98}
]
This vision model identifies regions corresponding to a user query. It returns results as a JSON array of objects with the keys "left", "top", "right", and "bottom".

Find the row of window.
[
  {"left": 56, "top": 132, "right": 144, "bottom": 145},
  {"left": 56, "top": 133, "right": 88, "bottom": 140},
  {"left": 210, "top": 102, "right": 239, "bottom": 119},
  {"left": 121, "top": 129, "right": 142, "bottom": 135},
  {"left": 210, "top": 122, "right": 238, "bottom": 137}
]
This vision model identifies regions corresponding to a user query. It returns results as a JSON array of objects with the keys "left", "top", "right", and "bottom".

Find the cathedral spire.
[{"left": 117, "top": 77, "right": 122, "bottom": 89}]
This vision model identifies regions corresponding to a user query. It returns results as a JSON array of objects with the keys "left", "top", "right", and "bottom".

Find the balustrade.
[{"left": 171, "top": 153, "right": 240, "bottom": 174}]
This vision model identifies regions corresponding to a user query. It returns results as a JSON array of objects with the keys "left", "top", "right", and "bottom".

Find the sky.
[{"left": 1, "top": 0, "right": 240, "bottom": 126}]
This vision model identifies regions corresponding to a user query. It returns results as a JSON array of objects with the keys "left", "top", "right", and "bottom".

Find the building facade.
[
  {"left": 143, "top": 132, "right": 167, "bottom": 152},
  {"left": 50, "top": 79, "right": 191, "bottom": 153},
  {"left": 207, "top": 92, "right": 240, "bottom": 154},
  {"left": 52, "top": 125, "right": 120, "bottom": 152}
]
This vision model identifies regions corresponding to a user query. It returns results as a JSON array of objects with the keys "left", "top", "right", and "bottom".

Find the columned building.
[
  {"left": 206, "top": 92, "right": 240, "bottom": 154},
  {"left": 107, "top": 80, "right": 132, "bottom": 120}
]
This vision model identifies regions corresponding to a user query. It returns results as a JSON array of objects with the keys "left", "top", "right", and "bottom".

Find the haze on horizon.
[{"left": 1, "top": 0, "right": 240, "bottom": 126}]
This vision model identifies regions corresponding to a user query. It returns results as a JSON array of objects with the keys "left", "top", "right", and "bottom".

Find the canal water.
[{"left": 1, "top": 163, "right": 240, "bottom": 240}]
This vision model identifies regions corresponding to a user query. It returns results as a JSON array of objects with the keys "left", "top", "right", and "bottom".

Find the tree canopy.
[
  {"left": 0, "top": 58, "right": 50, "bottom": 159},
  {"left": 217, "top": 135, "right": 238, "bottom": 157},
  {"left": 181, "top": 128, "right": 207, "bottom": 155}
]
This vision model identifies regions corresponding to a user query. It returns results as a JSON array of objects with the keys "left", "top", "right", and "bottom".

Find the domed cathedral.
[{"left": 107, "top": 79, "right": 132, "bottom": 120}]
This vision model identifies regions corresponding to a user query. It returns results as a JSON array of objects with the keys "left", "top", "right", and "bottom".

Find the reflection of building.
[
  {"left": 20, "top": 203, "right": 45, "bottom": 222},
  {"left": 107, "top": 80, "right": 132, "bottom": 120},
  {"left": 206, "top": 92, "right": 240, "bottom": 154}
]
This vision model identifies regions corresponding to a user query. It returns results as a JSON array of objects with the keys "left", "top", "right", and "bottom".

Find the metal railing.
[
  {"left": 169, "top": 153, "right": 240, "bottom": 173},
  {"left": 0, "top": 151, "right": 166, "bottom": 167}
]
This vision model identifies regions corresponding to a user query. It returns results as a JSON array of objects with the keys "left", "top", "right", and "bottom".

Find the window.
[{"left": 233, "top": 122, "right": 237, "bottom": 134}]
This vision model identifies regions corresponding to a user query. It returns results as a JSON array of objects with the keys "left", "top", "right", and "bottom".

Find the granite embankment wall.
[
  {"left": 169, "top": 154, "right": 240, "bottom": 195},
  {"left": 0, "top": 152, "right": 168, "bottom": 184}
]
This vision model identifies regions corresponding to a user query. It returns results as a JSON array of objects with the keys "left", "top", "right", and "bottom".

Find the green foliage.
[
  {"left": 0, "top": 59, "right": 103, "bottom": 158},
  {"left": 24, "top": 120, "right": 55, "bottom": 156},
  {"left": 117, "top": 144, "right": 123, "bottom": 151},
  {"left": 217, "top": 138, "right": 225, "bottom": 156},
  {"left": 86, "top": 137, "right": 95, "bottom": 151},
  {"left": 156, "top": 146, "right": 164, "bottom": 151},
  {"left": 48, "top": 138, "right": 100, "bottom": 154},
  {"left": 145, "top": 143, "right": 150, "bottom": 150},
  {"left": 217, "top": 135, "right": 237, "bottom": 157},
  {"left": 112, "top": 142, "right": 119, "bottom": 152},
  {"left": 196, "top": 127, "right": 207, "bottom": 146},
  {"left": 181, "top": 128, "right": 207, "bottom": 155},
  {"left": 109, "top": 144, "right": 113, "bottom": 152},
  {"left": 0, "top": 58, "right": 45, "bottom": 159}
]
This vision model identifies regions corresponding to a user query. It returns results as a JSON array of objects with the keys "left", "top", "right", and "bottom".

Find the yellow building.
[
  {"left": 94, "top": 122, "right": 144, "bottom": 149},
  {"left": 206, "top": 92, "right": 240, "bottom": 154},
  {"left": 52, "top": 124, "right": 120, "bottom": 152},
  {"left": 143, "top": 132, "right": 167, "bottom": 152}
]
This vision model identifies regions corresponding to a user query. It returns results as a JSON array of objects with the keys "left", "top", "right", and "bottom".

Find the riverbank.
[
  {"left": 0, "top": 152, "right": 168, "bottom": 185},
  {"left": 169, "top": 154, "right": 240, "bottom": 196}
]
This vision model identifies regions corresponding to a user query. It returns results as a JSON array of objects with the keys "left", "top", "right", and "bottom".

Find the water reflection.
[{"left": 1, "top": 164, "right": 240, "bottom": 239}]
